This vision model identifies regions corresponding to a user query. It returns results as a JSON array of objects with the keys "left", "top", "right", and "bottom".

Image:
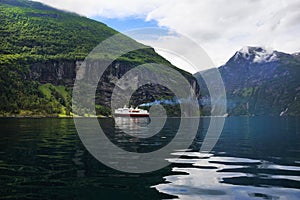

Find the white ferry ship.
[{"left": 114, "top": 105, "right": 149, "bottom": 117}]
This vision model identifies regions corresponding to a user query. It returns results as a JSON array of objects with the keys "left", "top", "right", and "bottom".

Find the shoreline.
[{"left": 0, "top": 115, "right": 111, "bottom": 119}]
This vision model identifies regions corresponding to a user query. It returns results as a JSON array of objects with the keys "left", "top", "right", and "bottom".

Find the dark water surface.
[{"left": 0, "top": 117, "right": 299, "bottom": 199}]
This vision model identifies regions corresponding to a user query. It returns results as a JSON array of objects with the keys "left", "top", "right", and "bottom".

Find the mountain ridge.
[{"left": 195, "top": 46, "right": 300, "bottom": 116}]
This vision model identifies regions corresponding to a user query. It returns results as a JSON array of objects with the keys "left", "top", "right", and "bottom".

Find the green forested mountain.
[
  {"left": 0, "top": 0, "right": 198, "bottom": 117},
  {"left": 0, "top": 1, "right": 117, "bottom": 61}
]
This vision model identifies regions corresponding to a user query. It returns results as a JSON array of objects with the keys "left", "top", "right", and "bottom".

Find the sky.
[{"left": 33, "top": 0, "right": 300, "bottom": 72}]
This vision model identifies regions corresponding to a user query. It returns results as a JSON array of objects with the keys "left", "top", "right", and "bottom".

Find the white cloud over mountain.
[{"left": 33, "top": 0, "right": 300, "bottom": 68}]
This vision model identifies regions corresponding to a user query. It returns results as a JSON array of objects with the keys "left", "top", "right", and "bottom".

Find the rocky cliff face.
[
  {"left": 29, "top": 59, "right": 200, "bottom": 108},
  {"left": 29, "top": 61, "right": 78, "bottom": 86}
]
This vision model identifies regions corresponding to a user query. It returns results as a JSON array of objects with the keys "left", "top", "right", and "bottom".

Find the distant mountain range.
[
  {"left": 0, "top": 0, "right": 199, "bottom": 117},
  {"left": 1, "top": 0, "right": 299, "bottom": 117},
  {"left": 195, "top": 46, "right": 300, "bottom": 116}
]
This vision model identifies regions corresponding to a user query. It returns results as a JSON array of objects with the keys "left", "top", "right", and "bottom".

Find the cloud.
[
  {"left": 137, "top": 34, "right": 215, "bottom": 73},
  {"left": 32, "top": 0, "right": 162, "bottom": 18},
  {"left": 145, "top": 0, "right": 300, "bottom": 66},
  {"left": 33, "top": 0, "right": 300, "bottom": 68}
]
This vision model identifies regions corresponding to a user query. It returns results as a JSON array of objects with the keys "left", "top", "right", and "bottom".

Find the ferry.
[{"left": 114, "top": 105, "right": 149, "bottom": 117}]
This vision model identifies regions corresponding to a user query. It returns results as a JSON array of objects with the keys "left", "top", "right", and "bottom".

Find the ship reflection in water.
[
  {"left": 114, "top": 117, "right": 150, "bottom": 134},
  {"left": 114, "top": 114, "right": 168, "bottom": 139}
]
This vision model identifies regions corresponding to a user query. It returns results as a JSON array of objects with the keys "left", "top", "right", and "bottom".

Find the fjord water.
[{"left": 0, "top": 117, "right": 299, "bottom": 199}]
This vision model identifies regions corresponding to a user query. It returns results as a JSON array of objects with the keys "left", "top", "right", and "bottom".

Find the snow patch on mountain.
[
  {"left": 253, "top": 48, "right": 278, "bottom": 63},
  {"left": 235, "top": 46, "right": 279, "bottom": 63}
]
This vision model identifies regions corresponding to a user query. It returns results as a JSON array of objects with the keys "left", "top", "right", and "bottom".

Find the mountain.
[
  {"left": 0, "top": 0, "right": 199, "bottom": 117},
  {"left": 195, "top": 46, "right": 300, "bottom": 116}
]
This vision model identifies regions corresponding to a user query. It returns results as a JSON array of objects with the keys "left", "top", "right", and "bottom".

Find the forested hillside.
[{"left": 0, "top": 0, "right": 199, "bottom": 117}]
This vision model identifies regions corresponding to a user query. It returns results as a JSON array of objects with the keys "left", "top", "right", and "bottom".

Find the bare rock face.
[
  {"left": 30, "top": 61, "right": 77, "bottom": 86},
  {"left": 29, "top": 60, "right": 201, "bottom": 108}
]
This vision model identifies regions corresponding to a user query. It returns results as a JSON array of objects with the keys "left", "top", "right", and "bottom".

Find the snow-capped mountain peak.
[{"left": 234, "top": 46, "right": 278, "bottom": 63}]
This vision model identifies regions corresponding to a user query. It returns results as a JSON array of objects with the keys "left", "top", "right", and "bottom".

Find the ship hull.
[{"left": 114, "top": 113, "right": 149, "bottom": 117}]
